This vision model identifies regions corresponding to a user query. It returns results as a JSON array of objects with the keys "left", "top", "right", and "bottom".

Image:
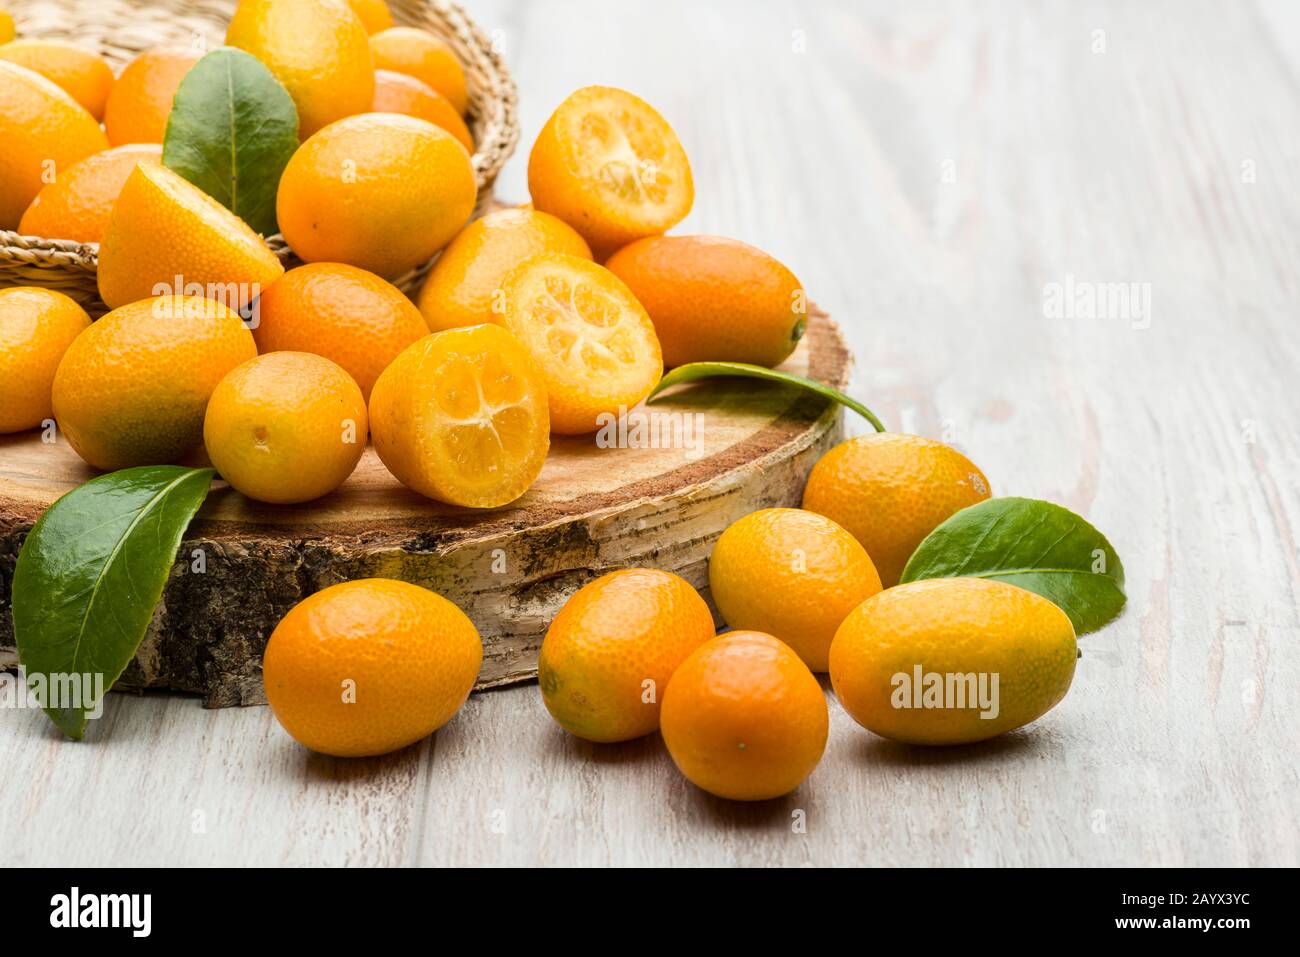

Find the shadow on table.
[
  {"left": 297, "top": 735, "right": 434, "bottom": 782},
  {"left": 538, "top": 725, "right": 666, "bottom": 768},
  {"left": 537, "top": 724, "right": 795, "bottom": 827},
  {"left": 686, "top": 789, "right": 803, "bottom": 829},
  {"left": 848, "top": 729, "right": 1045, "bottom": 768}
]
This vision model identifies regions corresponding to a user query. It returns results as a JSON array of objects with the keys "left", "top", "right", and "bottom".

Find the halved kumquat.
[
  {"left": 499, "top": 253, "right": 662, "bottom": 435},
  {"left": 528, "top": 86, "right": 693, "bottom": 256},
  {"left": 368, "top": 324, "right": 551, "bottom": 508}
]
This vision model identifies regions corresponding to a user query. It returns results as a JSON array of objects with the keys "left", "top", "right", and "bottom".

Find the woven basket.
[{"left": 0, "top": 0, "right": 519, "bottom": 313}]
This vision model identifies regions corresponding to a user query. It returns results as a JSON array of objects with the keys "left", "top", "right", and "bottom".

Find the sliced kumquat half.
[
  {"left": 499, "top": 253, "right": 663, "bottom": 435},
  {"left": 528, "top": 86, "right": 694, "bottom": 255},
  {"left": 368, "top": 324, "right": 551, "bottom": 508}
]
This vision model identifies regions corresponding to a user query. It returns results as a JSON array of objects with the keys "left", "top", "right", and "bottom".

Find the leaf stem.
[{"left": 646, "top": 362, "right": 887, "bottom": 432}]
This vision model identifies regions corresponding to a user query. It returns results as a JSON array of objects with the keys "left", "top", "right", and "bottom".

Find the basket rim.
[{"left": 0, "top": 0, "right": 519, "bottom": 263}]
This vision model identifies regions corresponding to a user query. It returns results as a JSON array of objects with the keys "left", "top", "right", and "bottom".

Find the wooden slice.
[{"left": 0, "top": 310, "right": 850, "bottom": 706}]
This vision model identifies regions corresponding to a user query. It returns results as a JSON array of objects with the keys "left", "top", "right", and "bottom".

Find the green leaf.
[
  {"left": 646, "top": 361, "right": 886, "bottom": 432},
  {"left": 13, "top": 467, "right": 215, "bottom": 739},
  {"left": 162, "top": 47, "right": 298, "bottom": 236},
  {"left": 900, "top": 497, "right": 1126, "bottom": 635}
]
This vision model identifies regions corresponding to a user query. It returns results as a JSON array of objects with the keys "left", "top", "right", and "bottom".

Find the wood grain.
[{"left": 1, "top": 0, "right": 1298, "bottom": 867}]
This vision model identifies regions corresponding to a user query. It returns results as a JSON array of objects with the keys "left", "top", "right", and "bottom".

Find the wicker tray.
[{"left": 0, "top": 0, "right": 519, "bottom": 312}]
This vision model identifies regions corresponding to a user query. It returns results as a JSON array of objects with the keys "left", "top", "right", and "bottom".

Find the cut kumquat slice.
[
  {"left": 527, "top": 86, "right": 694, "bottom": 255},
  {"left": 368, "top": 324, "right": 551, "bottom": 507},
  {"left": 500, "top": 253, "right": 663, "bottom": 435}
]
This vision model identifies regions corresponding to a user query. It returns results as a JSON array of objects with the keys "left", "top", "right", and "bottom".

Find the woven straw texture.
[{"left": 0, "top": 0, "right": 519, "bottom": 311}]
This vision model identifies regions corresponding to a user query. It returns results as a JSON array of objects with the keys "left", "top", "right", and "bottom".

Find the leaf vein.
[{"left": 67, "top": 471, "right": 197, "bottom": 675}]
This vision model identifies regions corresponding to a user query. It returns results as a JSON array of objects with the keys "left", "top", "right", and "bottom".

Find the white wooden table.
[{"left": 3, "top": 0, "right": 1298, "bottom": 867}]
